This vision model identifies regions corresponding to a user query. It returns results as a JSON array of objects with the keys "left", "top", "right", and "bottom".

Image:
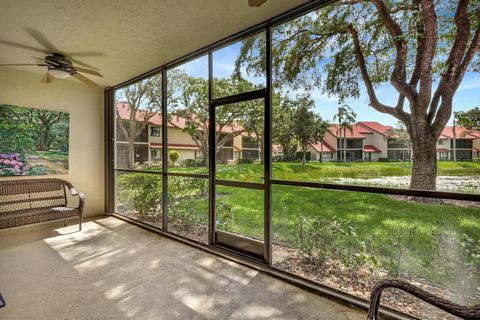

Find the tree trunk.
[
  {"left": 409, "top": 138, "right": 437, "bottom": 190},
  {"left": 453, "top": 119, "right": 457, "bottom": 162},
  {"left": 338, "top": 129, "right": 342, "bottom": 162},
  {"left": 408, "top": 141, "right": 412, "bottom": 163},
  {"left": 201, "top": 141, "right": 209, "bottom": 167},
  {"left": 302, "top": 146, "right": 307, "bottom": 165},
  {"left": 128, "top": 138, "right": 135, "bottom": 169},
  {"left": 259, "top": 141, "right": 264, "bottom": 165}
]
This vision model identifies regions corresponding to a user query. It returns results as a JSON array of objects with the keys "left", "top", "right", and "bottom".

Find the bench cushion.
[{"left": 0, "top": 207, "right": 79, "bottom": 229}]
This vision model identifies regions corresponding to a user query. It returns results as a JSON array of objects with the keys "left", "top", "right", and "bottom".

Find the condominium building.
[
  {"left": 115, "top": 102, "right": 261, "bottom": 167},
  {"left": 116, "top": 102, "right": 479, "bottom": 164},
  {"left": 308, "top": 121, "right": 480, "bottom": 162}
]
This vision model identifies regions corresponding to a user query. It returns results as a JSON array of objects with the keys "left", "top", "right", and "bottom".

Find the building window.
[
  {"left": 387, "top": 139, "right": 409, "bottom": 148},
  {"left": 452, "top": 150, "right": 473, "bottom": 160},
  {"left": 150, "top": 149, "right": 162, "bottom": 161},
  {"left": 242, "top": 149, "right": 259, "bottom": 159},
  {"left": 150, "top": 127, "right": 161, "bottom": 137},
  {"left": 451, "top": 139, "right": 473, "bottom": 149}
]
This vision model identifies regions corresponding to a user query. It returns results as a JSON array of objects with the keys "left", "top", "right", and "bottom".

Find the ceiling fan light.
[{"left": 48, "top": 68, "right": 70, "bottom": 79}]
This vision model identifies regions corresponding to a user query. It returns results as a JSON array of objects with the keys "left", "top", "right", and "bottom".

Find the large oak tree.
[{"left": 236, "top": 0, "right": 480, "bottom": 190}]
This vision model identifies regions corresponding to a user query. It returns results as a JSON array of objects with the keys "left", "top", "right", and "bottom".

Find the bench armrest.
[
  {"left": 366, "top": 278, "right": 480, "bottom": 320},
  {"left": 68, "top": 188, "right": 85, "bottom": 211}
]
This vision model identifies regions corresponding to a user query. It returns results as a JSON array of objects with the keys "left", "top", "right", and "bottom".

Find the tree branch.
[
  {"left": 347, "top": 24, "right": 409, "bottom": 122},
  {"left": 408, "top": 0, "right": 423, "bottom": 88},
  {"left": 371, "top": 0, "right": 416, "bottom": 103},
  {"left": 416, "top": 0, "right": 438, "bottom": 109},
  {"left": 455, "top": 25, "right": 480, "bottom": 86},
  {"left": 429, "top": 0, "right": 472, "bottom": 128}
]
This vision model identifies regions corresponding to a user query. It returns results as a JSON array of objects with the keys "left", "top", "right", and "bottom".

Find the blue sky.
[{"left": 171, "top": 41, "right": 480, "bottom": 127}]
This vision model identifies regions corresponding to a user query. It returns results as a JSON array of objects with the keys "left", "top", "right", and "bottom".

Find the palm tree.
[{"left": 334, "top": 105, "right": 356, "bottom": 163}]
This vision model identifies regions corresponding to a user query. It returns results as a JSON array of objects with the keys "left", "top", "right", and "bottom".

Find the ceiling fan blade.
[
  {"left": 68, "top": 56, "right": 97, "bottom": 69},
  {"left": 73, "top": 66, "right": 103, "bottom": 77},
  {"left": 65, "top": 51, "right": 105, "bottom": 57},
  {"left": 73, "top": 73, "right": 101, "bottom": 88},
  {"left": 0, "top": 39, "right": 48, "bottom": 53},
  {"left": 0, "top": 63, "right": 44, "bottom": 66},
  {"left": 41, "top": 72, "right": 54, "bottom": 84},
  {"left": 248, "top": 0, "right": 267, "bottom": 7},
  {"left": 24, "top": 27, "right": 58, "bottom": 52},
  {"left": 31, "top": 56, "right": 45, "bottom": 61}
]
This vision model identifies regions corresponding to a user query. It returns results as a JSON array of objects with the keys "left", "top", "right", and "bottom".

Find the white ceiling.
[{"left": 0, "top": 0, "right": 309, "bottom": 88}]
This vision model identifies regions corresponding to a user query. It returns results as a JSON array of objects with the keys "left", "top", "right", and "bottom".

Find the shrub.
[
  {"left": 378, "top": 224, "right": 417, "bottom": 277},
  {"left": 236, "top": 158, "right": 254, "bottom": 164},
  {"left": 425, "top": 228, "right": 480, "bottom": 290},
  {"left": 168, "top": 176, "right": 208, "bottom": 229},
  {"left": 116, "top": 173, "right": 163, "bottom": 216},
  {"left": 295, "top": 215, "right": 375, "bottom": 270},
  {"left": 169, "top": 150, "right": 179, "bottom": 163},
  {"left": 378, "top": 157, "right": 391, "bottom": 162},
  {"left": 183, "top": 158, "right": 205, "bottom": 167},
  {"left": 216, "top": 201, "right": 234, "bottom": 231}
]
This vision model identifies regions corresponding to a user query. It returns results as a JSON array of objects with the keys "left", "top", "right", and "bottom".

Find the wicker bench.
[
  {"left": 0, "top": 178, "right": 84, "bottom": 230},
  {"left": 366, "top": 278, "right": 480, "bottom": 320}
]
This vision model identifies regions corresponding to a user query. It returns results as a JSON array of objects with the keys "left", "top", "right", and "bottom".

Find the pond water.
[{"left": 327, "top": 175, "right": 480, "bottom": 194}]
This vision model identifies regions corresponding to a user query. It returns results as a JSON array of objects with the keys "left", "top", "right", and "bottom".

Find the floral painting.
[{"left": 0, "top": 104, "right": 69, "bottom": 176}]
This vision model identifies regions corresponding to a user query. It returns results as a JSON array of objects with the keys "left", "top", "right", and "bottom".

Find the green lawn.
[{"left": 167, "top": 160, "right": 480, "bottom": 182}]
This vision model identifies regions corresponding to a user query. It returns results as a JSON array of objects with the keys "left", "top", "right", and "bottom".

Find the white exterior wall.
[
  {"left": 167, "top": 126, "right": 197, "bottom": 145},
  {"left": 307, "top": 145, "right": 319, "bottom": 161},
  {"left": 362, "top": 132, "right": 388, "bottom": 159},
  {"left": 148, "top": 125, "right": 199, "bottom": 163}
]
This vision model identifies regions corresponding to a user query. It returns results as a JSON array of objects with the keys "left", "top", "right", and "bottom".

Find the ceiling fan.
[
  {"left": 0, "top": 53, "right": 103, "bottom": 88},
  {"left": 0, "top": 28, "right": 103, "bottom": 88},
  {"left": 248, "top": 0, "right": 268, "bottom": 7}
]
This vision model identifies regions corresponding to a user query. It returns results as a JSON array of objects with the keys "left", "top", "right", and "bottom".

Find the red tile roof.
[
  {"left": 469, "top": 131, "right": 480, "bottom": 138},
  {"left": 310, "top": 141, "right": 336, "bottom": 152},
  {"left": 329, "top": 124, "right": 368, "bottom": 139},
  {"left": 363, "top": 145, "right": 381, "bottom": 153},
  {"left": 116, "top": 101, "right": 184, "bottom": 128},
  {"left": 440, "top": 126, "right": 478, "bottom": 139},
  {"left": 357, "top": 122, "right": 393, "bottom": 136},
  {"left": 116, "top": 101, "right": 244, "bottom": 134}
]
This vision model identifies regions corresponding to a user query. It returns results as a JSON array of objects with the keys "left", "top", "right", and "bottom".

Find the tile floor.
[{"left": 0, "top": 217, "right": 366, "bottom": 320}]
